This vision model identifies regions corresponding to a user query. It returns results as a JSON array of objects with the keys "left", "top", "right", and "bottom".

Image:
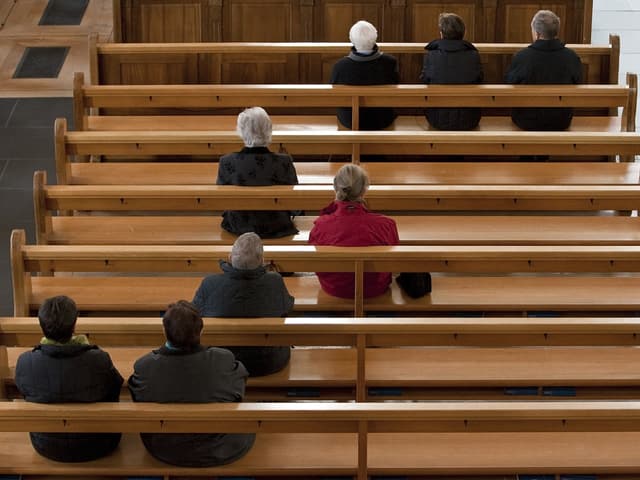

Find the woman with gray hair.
[
  {"left": 217, "top": 107, "right": 300, "bottom": 238},
  {"left": 309, "top": 164, "right": 399, "bottom": 298},
  {"left": 192, "top": 232, "right": 294, "bottom": 376}
]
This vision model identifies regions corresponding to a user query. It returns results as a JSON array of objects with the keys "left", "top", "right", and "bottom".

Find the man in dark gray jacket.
[
  {"left": 128, "top": 300, "right": 254, "bottom": 467},
  {"left": 505, "top": 10, "right": 582, "bottom": 130},
  {"left": 421, "top": 13, "right": 483, "bottom": 130},
  {"left": 15, "top": 295, "right": 123, "bottom": 462},
  {"left": 193, "top": 232, "right": 294, "bottom": 376}
]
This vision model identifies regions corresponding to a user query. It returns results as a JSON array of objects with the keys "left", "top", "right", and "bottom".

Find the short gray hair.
[
  {"left": 349, "top": 20, "right": 377, "bottom": 52},
  {"left": 531, "top": 10, "right": 560, "bottom": 40},
  {"left": 231, "top": 232, "right": 264, "bottom": 270},
  {"left": 236, "top": 107, "right": 272, "bottom": 147},
  {"left": 333, "top": 164, "right": 369, "bottom": 202}
]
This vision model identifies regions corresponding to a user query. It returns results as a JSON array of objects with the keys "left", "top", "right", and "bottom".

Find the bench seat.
[
  {"left": 46, "top": 215, "right": 640, "bottom": 246},
  {"left": 65, "top": 161, "right": 640, "bottom": 185},
  {"left": 85, "top": 114, "right": 625, "bottom": 133},
  {"left": 27, "top": 275, "right": 640, "bottom": 313},
  {"left": 3, "top": 430, "right": 640, "bottom": 476}
]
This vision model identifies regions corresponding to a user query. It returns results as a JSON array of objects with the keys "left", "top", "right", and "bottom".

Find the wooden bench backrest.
[
  {"left": 12, "top": 229, "right": 640, "bottom": 317},
  {"left": 73, "top": 71, "right": 638, "bottom": 133},
  {"left": 91, "top": 34, "right": 621, "bottom": 86},
  {"left": 55, "top": 118, "right": 640, "bottom": 183}
]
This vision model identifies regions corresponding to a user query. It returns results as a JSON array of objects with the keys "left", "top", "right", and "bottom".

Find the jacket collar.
[
  {"left": 219, "top": 259, "right": 267, "bottom": 279},
  {"left": 240, "top": 146, "right": 271, "bottom": 154},
  {"left": 528, "top": 38, "right": 566, "bottom": 52},
  {"left": 155, "top": 344, "right": 206, "bottom": 356},
  {"left": 34, "top": 343, "right": 97, "bottom": 358},
  {"left": 321, "top": 200, "right": 370, "bottom": 216},
  {"left": 425, "top": 39, "right": 477, "bottom": 52},
  {"left": 348, "top": 45, "right": 383, "bottom": 62}
]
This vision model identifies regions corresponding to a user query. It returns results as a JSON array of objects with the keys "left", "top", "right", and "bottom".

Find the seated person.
[
  {"left": 217, "top": 107, "right": 299, "bottom": 238},
  {"left": 421, "top": 12, "right": 483, "bottom": 130},
  {"left": 193, "top": 232, "right": 294, "bottom": 376},
  {"left": 309, "top": 164, "right": 399, "bottom": 298},
  {"left": 330, "top": 20, "right": 399, "bottom": 130},
  {"left": 128, "top": 300, "right": 254, "bottom": 467},
  {"left": 505, "top": 9, "right": 582, "bottom": 130},
  {"left": 15, "top": 295, "right": 123, "bottom": 462}
]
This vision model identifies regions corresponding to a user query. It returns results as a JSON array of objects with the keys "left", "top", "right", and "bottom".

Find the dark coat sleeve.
[{"left": 505, "top": 51, "right": 526, "bottom": 84}]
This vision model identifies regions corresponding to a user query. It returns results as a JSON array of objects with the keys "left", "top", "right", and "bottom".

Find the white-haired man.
[
  {"left": 330, "top": 20, "right": 399, "bottom": 130},
  {"left": 505, "top": 10, "right": 582, "bottom": 131}
]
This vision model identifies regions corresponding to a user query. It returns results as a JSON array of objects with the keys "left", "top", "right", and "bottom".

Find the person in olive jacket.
[
  {"left": 128, "top": 300, "right": 254, "bottom": 467},
  {"left": 15, "top": 295, "right": 123, "bottom": 462},
  {"left": 505, "top": 10, "right": 582, "bottom": 130},
  {"left": 420, "top": 13, "right": 483, "bottom": 130}
]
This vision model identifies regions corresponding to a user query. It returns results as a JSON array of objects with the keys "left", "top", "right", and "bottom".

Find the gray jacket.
[
  {"left": 128, "top": 345, "right": 254, "bottom": 467},
  {"left": 193, "top": 260, "right": 294, "bottom": 376}
]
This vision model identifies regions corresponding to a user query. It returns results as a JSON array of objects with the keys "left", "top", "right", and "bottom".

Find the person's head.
[
  {"left": 349, "top": 20, "right": 378, "bottom": 52},
  {"left": 531, "top": 10, "right": 560, "bottom": 41},
  {"left": 162, "top": 300, "right": 203, "bottom": 349},
  {"left": 333, "top": 164, "right": 369, "bottom": 202},
  {"left": 38, "top": 295, "right": 78, "bottom": 343},
  {"left": 236, "top": 107, "right": 272, "bottom": 148},
  {"left": 230, "top": 232, "right": 264, "bottom": 270},
  {"left": 438, "top": 13, "right": 465, "bottom": 40}
]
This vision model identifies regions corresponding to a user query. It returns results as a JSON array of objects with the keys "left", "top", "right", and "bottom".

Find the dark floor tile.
[
  {"left": 0, "top": 189, "right": 35, "bottom": 228},
  {"left": 0, "top": 158, "right": 55, "bottom": 188},
  {"left": 0, "top": 261, "right": 13, "bottom": 316},
  {"left": 9, "top": 97, "right": 73, "bottom": 128},
  {"left": 0, "top": 127, "right": 54, "bottom": 159},
  {"left": 0, "top": 160, "right": 8, "bottom": 180},
  {"left": 0, "top": 99, "right": 17, "bottom": 127},
  {"left": 40, "top": 0, "right": 89, "bottom": 25},
  {"left": 13, "top": 47, "right": 70, "bottom": 79}
]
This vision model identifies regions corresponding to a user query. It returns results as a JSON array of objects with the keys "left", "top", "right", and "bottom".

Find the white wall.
[{"left": 592, "top": 0, "right": 640, "bottom": 128}]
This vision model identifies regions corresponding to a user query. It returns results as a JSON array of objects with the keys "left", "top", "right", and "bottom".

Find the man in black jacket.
[
  {"left": 128, "top": 300, "right": 255, "bottom": 467},
  {"left": 421, "top": 13, "right": 483, "bottom": 130},
  {"left": 330, "top": 20, "right": 399, "bottom": 130},
  {"left": 15, "top": 296, "right": 123, "bottom": 462},
  {"left": 505, "top": 10, "right": 583, "bottom": 130}
]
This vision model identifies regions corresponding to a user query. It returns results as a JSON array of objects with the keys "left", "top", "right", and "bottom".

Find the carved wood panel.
[
  {"left": 224, "top": 0, "right": 293, "bottom": 41},
  {"left": 497, "top": 2, "right": 568, "bottom": 43},
  {"left": 316, "top": 0, "right": 386, "bottom": 41},
  {"left": 407, "top": 1, "right": 481, "bottom": 43}
]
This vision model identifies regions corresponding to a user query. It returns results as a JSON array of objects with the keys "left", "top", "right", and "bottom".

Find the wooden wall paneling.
[
  {"left": 139, "top": 0, "right": 204, "bottom": 42},
  {"left": 219, "top": 52, "right": 300, "bottom": 83},
  {"left": 295, "top": 0, "right": 315, "bottom": 41},
  {"left": 406, "top": 0, "right": 482, "bottom": 43},
  {"left": 316, "top": 0, "right": 386, "bottom": 42},
  {"left": 112, "top": 0, "right": 123, "bottom": 41},
  {"left": 482, "top": 0, "right": 498, "bottom": 41},
  {"left": 581, "top": 0, "right": 592, "bottom": 43},
  {"left": 199, "top": 53, "right": 222, "bottom": 83},
  {"left": 497, "top": 2, "right": 572, "bottom": 43},
  {"left": 224, "top": 0, "right": 294, "bottom": 41},
  {"left": 386, "top": 0, "right": 407, "bottom": 42},
  {"left": 115, "top": 53, "right": 199, "bottom": 84},
  {"left": 208, "top": 0, "right": 224, "bottom": 41}
]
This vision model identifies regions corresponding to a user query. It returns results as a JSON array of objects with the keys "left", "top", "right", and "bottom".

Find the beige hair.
[
  {"left": 231, "top": 232, "right": 264, "bottom": 270},
  {"left": 236, "top": 107, "right": 272, "bottom": 147},
  {"left": 333, "top": 164, "right": 369, "bottom": 202},
  {"left": 531, "top": 10, "right": 560, "bottom": 40}
]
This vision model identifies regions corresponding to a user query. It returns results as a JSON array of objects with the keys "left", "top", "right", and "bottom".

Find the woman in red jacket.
[{"left": 309, "top": 164, "right": 399, "bottom": 298}]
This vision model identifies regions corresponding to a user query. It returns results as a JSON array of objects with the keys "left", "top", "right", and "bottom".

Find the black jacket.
[
  {"left": 15, "top": 343, "right": 123, "bottom": 462},
  {"left": 193, "top": 260, "right": 294, "bottom": 376},
  {"left": 128, "top": 344, "right": 255, "bottom": 467},
  {"left": 217, "top": 146, "right": 299, "bottom": 239},
  {"left": 505, "top": 39, "right": 583, "bottom": 130},
  {"left": 330, "top": 46, "right": 399, "bottom": 130},
  {"left": 421, "top": 39, "right": 483, "bottom": 130}
]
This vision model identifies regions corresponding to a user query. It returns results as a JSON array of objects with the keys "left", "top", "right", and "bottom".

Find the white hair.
[
  {"left": 231, "top": 232, "right": 264, "bottom": 270},
  {"left": 333, "top": 164, "right": 369, "bottom": 202},
  {"left": 236, "top": 107, "right": 272, "bottom": 147},
  {"left": 349, "top": 20, "right": 378, "bottom": 52}
]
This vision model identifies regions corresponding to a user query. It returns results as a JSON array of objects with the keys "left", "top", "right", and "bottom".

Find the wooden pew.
[
  {"left": 91, "top": 35, "right": 621, "bottom": 86},
  {"left": 55, "top": 119, "right": 640, "bottom": 184},
  {"left": 4, "top": 317, "right": 640, "bottom": 401},
  {"left": 13, "top": 229, "right": 640, "bottom": 317},
  {"left": 2, "top": 401, "right": 640, "bottom": 478},
  {"left": 34, "top": 170, "right": 640, "bottom": 247},
  {"left": 73, "top": 71, "right": 637, "bottom": 133}
]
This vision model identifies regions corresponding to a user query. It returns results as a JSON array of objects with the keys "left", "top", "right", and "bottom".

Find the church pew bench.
[
  {"left": 91, "top": 35, "right": 621, "bottom": 86},
  {"left": 3, "top": 401, "right": 640, "bottom": 478},
  {"left": 55, "top": 119, "right": 640, "bottom": 183},
  {"left": 73, "top": 72, "right": 637, "bottom": 132},
  {"left": 33, "top": 171, "right": 640, "bottom": 247},
  {"left": 4, "top": 317, "right": 640, "bottom": 401},
  {"left": 13, "top": 229, "right": 640, "bottom": 317}
]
